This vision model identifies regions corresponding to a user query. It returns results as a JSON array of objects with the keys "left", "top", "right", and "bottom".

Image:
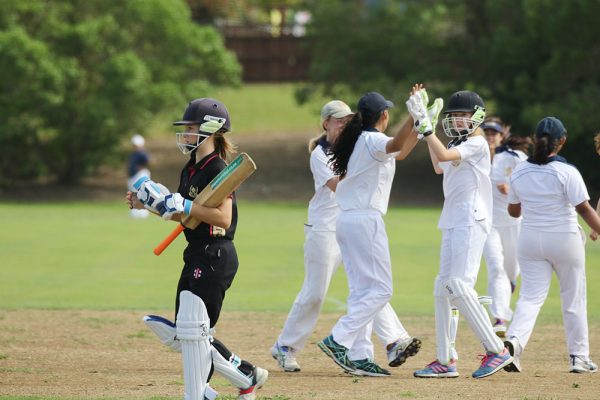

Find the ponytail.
[
  {"left": 532, "top": 135, "right": 558, "bottom": 164},
  {"left": 214, "top": 129, "right": 237, "bottom": 161},
  {"left": 330, "top": 113, "right": 364, "bottom": 177},
  {"left": 308, "top": 133, "right": 326, "bottom": 153}
]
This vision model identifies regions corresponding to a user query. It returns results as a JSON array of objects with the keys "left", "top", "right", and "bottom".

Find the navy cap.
[
  {"left": 535, "top": 117, "right": 566, "bottom": 140},
  {"left": 481, "top": 121, "right": 503, "bottom": 133},
  {"left": 357, "top": 92, "right": 394, "bottom": 115}
]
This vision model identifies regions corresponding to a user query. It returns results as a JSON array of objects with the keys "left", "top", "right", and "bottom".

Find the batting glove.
[
  {"left": 406, "top": 89, "right": 433, "bottom": 138},
  {"left": 158, "top": 193, "right": 193, "bottom": 220},
  {"left": 134, "top": 177, "right": 171, "bottom": 213},
  {"left": 427, "top": 97, "right": 444, "bottom": 135}
]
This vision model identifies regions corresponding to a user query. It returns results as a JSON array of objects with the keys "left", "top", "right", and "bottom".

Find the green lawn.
[{"left": 1, "top": 201, "right": 599, "bottom": 322}]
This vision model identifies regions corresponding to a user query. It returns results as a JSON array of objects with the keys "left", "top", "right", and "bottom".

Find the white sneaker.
[
  {"left": 270, "top": 342, "right": 301, "bottom": 372},
  {"left": 387, "top": 337, "right": 421, "bottom": 367},
  {"left": 503, "top": 338, "right": 522, "bottom": 373},
  {"left": 570, "top": 355, "right": 598, "bottom": 373},
  {"left": 238, "top": 366, "right": 268, "bottom": 400}
]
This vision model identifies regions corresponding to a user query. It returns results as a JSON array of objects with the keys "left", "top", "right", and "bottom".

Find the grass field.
[{"left": 1, "top": 201, "right": 599, "bottom": 321}]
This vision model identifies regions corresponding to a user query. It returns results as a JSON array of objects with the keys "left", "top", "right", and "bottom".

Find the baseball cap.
[
  {"left": 131, "top": 134, "right": 145, "bottom": 147},
  {"left": 321, "top": 100, "right": 354, "bottom": 121},
  {"left": 357, "top": 92, "right": 394, "bottom": 115},
  {"left": 481, "top": 121, "right": 503, "bottom": 133},
  {"left": 535, "top": 116, "right": 566, "bottom": 140}
]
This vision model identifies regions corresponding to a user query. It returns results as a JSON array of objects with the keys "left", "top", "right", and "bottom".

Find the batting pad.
[
  {"left": 433, "top": 278, "right": 452, "bottom": 364},
  {"left": 177, "top": 291, "right": 211, "bottom": 400},
  {"left": 444, "top": 278, "right": 504, "bottom": 353},
  {"left": 143, "top": 315, "right": 182, "bottom": 352},
  {"left": 212, "top": 346, "right": 253, "bottom": 389}
]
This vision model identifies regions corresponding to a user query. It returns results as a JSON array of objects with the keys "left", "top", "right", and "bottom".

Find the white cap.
[
  {"left": 320, "top": 100, "right": 353, "bottom": 123},
  {"left": 131, "top": 134, "right": 145, "bottom": 147}
]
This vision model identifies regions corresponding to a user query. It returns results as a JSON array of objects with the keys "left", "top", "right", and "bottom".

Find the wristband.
[{"left": 417, "top": 130, "right": 433, "bottom": 140}]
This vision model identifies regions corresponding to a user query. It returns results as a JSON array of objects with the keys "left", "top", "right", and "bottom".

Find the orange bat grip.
[{"left": 153, "top": 224, "right": 185, "bottom": 256}]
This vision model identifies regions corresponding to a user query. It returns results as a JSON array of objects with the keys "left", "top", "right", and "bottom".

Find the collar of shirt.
[
  {"left": 526, "top": 154, "right": 567, "bottom": 165},
  {"left": 364, "top": 127, "right": 381, "bottom": 132},
  {"left": 317, "top": 136, "right": 332, "bottom": 153}
]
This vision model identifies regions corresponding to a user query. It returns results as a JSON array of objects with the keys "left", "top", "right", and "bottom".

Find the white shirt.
[
  {"left": 437, "top": 135, "right": 492, "bottom": 232},
  {"left": 490, "top": 149, "right": 528, "bottom": 226},
  {"left": 307, "top": 144, "right": 339, "bottom": 231},
  {"left": 336, "top": 130, "right": 398, "bottom": 215},
  {"left": 508, "top": 158, "right": 589, "bottom": 233}
]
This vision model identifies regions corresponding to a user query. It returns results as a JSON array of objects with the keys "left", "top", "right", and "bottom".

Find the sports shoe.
[
  {"left": 270, "top": 342, "right": 301, "bottom": 372},
  {"left": 472, "top": 348, "right": 513, "bottom": 378},
  {"left": 348, "top": 359, "right": 391, "bottom": 377},
  {"left": 569, "top": 355, "right": 598, "bottom": 373},
  {"left": 503, "top": 338, "right": 521, "bottom": 372},
  {"left": 238, "top": 366, "right": 268, "bottom": 400},
  {"left": 317, "top": 335, "right": 355, "bottom": 372},
  {"left": 493, "top": 319, "right": 507, "bottom": 338},
  {"left": 414, "top": 359, "right": 459, "bottom": 378},
  {"left": 387, "top": 337, "right": 422, "bottom": 367}
]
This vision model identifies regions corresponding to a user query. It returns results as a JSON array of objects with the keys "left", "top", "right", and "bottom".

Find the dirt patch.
[{"left": 0, "top": 310, "right": 598, "bottom": 399}]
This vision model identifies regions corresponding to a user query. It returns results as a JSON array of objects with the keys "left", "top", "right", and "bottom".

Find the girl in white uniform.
[
  {"left": 503, "top": 117, "right": 600, "bottom": 374},
  {"left": 411, "top": 89, "right": 512, "bottom": 379},
  {"left": 482, "top": 120, "right": 529, "bottom": 335},
  {"left": 317, "top": 87, "right": 423, "bottom": 377},
  {"left": 271, "top": 101, "right": 421, "bottom": 374}
]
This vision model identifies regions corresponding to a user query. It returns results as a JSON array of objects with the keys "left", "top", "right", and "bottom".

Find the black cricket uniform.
[{"left": 174, "top": 151, "right": 239, "bottom": 328}]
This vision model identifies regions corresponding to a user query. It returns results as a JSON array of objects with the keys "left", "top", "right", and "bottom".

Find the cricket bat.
[{"left": 153, "top": 152, "right": 257, "bottom": 256}]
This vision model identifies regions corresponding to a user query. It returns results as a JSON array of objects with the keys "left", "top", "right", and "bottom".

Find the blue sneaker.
[
  {"left": 414, "top": 359, "right": 459, "bottom": 378},
  {"left": 348, "top": 359, "right": 390, "bottom": 377},
  {"left": 472, "top": 348, "right": 513, "bottom": 378},
  {"left": 317, "top": 335, "right": 355, "bottom": 372}
]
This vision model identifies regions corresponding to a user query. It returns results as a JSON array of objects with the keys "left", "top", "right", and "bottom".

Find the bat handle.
[{"left": 153, "top": 224, "right": 185, "bottom": 256}]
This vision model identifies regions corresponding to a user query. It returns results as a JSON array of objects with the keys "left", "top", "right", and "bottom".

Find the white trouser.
[
  {"left": 436, "top": 222, "right": 503, "bottom": 363},
  {"left": 507, "top": 228, "right": 589, "bottom": 357},
  {"left": 331, "top": 211, "right": 395, "bottom": 352},
  {"left": 278, "top": 226, "right": 410, "bottom": 359},
  {"left": 483, "top": 224, "right": 520, "bottom": 320},
  {"left": 278, "top": 227, "right": 341, "bottom": 351}
]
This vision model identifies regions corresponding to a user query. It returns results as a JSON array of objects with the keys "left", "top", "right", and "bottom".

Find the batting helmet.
[
  {"left": 174, "top": 98, "right": 231, "bottom": 132},
  {"left": 442, "top": 90, "right": 486, "bottom": 138}
]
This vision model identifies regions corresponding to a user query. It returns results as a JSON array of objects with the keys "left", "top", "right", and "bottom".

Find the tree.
[
  {"left": 0, "top": 0, "right": 241, "bottom": 185},
  {"left": 302, "top": 0, "right": 600, "bottom": 195}
]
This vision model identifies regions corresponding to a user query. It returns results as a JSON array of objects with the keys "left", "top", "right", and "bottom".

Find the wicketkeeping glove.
[
  {"left": 427, "top": 97, "right": 444, "bottom": 134},
  {"left": 406, "top": 89, "right": 433, "bottom": 137},
  {"left": 134, "top": 177, "right": 171, "bottom": 213},
  {"left": 158, "top": 193, "right": 193, "bottom": 220}
]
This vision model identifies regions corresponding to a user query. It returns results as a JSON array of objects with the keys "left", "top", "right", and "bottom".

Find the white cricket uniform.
[
  {"left": 278, "top": 142, "right": 410, "bottom": 359},
  {"left": 434, "top": 135, "right": 504, "bottom": 363},
  {"left": 483, "top": 148, "right": 527, "bottom": 321},
  {"left": 331, "top": 129, "right": 412, "bottom": 356},
  {"left": 507, "top": 158, "right": 591, "bottom": 358}
]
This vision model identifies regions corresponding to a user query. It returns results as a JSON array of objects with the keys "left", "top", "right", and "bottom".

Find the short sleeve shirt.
[
  {"left": 490, "top": 149, "right": 527, "bottom": 226},
  {"left": 437, "top": 135, "right": 492, "bottom": 231},
  {"left": 307, "top": 144, "right": 339, "bottom": 231},
  {"left": 336, "top": 130, "right": 397, "bottom": 215},
  {"left": 508, "top": 158, "right": 589, "bottom": 232}
]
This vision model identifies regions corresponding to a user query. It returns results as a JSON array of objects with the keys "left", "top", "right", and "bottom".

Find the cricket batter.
[
  {"left": 503, "top": 117, "right": 600, "bottom": 374},
  {"left": 126, "top": 98, "right": 267, "bottom": 400}
]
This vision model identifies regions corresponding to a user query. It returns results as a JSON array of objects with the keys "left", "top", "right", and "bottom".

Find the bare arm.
[
  {"left": 427, "top": 144, "right": 443, "bottom": 175},
  {"left": 386, "top": 116, "right": 418, "bottom": 157},
  {"left": 186, "top": 197, "right": 233, "bottom": 229},
  {"left": 592, "top": 198, "right": 600, "bottom": 240},
  {"left": 576, "top": 200, "right": 600, "bottom": 240},
  {"left": 508, "top": 203, "right": 521, "bottom": 218},
  {"left": 325, "top": 176, "right": 340, "bottom": 192},
  {"left": 424, "top": 133, "right": 461, "bottom": 162}
]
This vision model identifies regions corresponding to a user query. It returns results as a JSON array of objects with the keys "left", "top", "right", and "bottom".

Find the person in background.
[
  {"left": 127, "top": 134, "right": 151, "bottom": 218},
  {"left": 503, "top": 117, "right": 600, "bottom": 374},
  {"left": 591, "top": 132, "right": 600, "bottom": 241}
]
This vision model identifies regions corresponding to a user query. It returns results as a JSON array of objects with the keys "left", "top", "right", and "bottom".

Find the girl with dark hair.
[
  {"left": 317, "top": 85, "right": 424, "bottom": 377},
  {"left": 503, "top": 117, "right": 600, "bottom": 374}
]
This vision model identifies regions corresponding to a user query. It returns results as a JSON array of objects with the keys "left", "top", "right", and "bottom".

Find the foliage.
[
  {"left": 302, "top": 0, "right": 600, "bottom": 193},
  {"left": 0, "top": 0, "right": 241, "bottom": 185}
]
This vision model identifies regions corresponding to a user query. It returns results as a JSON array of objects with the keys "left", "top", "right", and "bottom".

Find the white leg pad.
[
  {"left": 444, "top": 278, "right": 504, "bottom": 353},
  {"left": 177, "top": 291, "right": 211, "bottom": 400},
  {"left": 212, "top": 346, "right": 252, "bottom": 389},
  {"left": 434, "top": 277, "right": 452, "bottom": 364},
  {"left": 143, "top": 315, "right": 182, "bottom": 352}
]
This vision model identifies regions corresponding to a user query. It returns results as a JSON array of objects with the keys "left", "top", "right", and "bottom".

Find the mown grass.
[{"left": 1, "top": 201, "right": 599, "bottom": 322}]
